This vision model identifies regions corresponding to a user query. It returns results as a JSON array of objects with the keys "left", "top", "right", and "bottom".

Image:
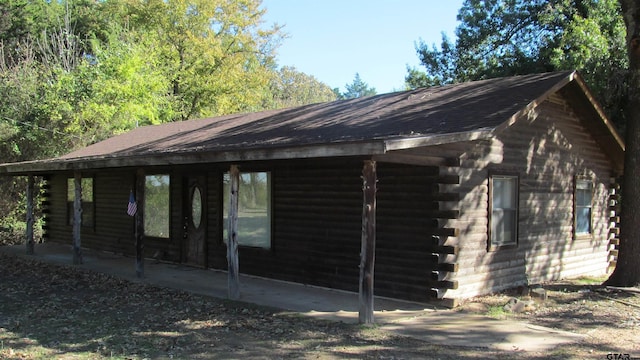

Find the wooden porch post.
[
  {"left": 135, "top": 168, "right": 145, "bottom": 278},
  {"left": 227, "top": 165, "right": 240, "bottom": 300},
  {"left": 359, "top": 160, "right": 377, "bottom": 324},
  {"left": 25, "top": 176, "right": 35, "bottom": 255},
  {"left": 72, "top": 171, "right": 83, "bottom": 264}
]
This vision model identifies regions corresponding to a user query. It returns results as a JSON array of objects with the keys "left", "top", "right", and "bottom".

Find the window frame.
[
  {"left": 487, "top": 172, "right": 519, "bottom": 251},
  {"left": 222, "top": 170, "right": 272, "bottom": 250},
  {"left": 66, "top": 177, "right": 95, "bottom": 229},
  {"left": 574, "top": 177, "right": 594, "bottom": 239},
  {"left": 143, "top": 174, "right": 172, "bottom": 239}
]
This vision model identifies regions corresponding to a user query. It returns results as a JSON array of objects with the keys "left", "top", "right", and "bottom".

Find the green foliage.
[
  {"left": 112, "top": 0, "right": 283, "bottom": 120},
  {"left": 0, "top": 48, "right": 75, "bottom": 162},
  {"left": 406, "top": 34, "right": 458, "bottom": 88},
  {"left": 75, "top": 29, "right": 176, "bottom": 142},
  {"left": 407, "top": 0, "right": 628, "bottom": 127},
  {"left": 338, "top": 73, "right": 377, "bottom": 99},
  {"left": 486, "top": 304, "right": 509, "bottom": 318},
  {"left": 265, "top": 66, "right": 337, "bottom": 109}
]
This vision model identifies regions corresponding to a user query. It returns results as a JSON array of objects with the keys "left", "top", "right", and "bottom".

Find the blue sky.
[{"left": 260, "top": 1, "right": 464, "bottom": 94}]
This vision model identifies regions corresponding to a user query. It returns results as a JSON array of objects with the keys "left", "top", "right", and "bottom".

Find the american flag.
[{"left": 127, "top": 190, "right": 137, "bottom": 217}]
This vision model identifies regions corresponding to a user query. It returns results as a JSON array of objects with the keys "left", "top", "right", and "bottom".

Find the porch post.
[
  {"left": 72, "top": 171, "right": 83, "bottom": 264},
  {"left": 135, "top": 168, "right": 145, "bottom": 278},
  {"left": 359, "top": 160, "right": 377, "bottom": 324},
  {"left": 227, "top": 165, "right": 240, "bottom": 300},
  {"left": 25, "top": 176, "right": 35, "bottom": 255}
]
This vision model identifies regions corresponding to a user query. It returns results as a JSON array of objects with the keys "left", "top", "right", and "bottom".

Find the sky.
[{"left": 260, "top": 1, "right": 464, "bottom": 94}]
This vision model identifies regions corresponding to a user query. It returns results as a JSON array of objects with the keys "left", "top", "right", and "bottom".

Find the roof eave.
[
  {"left": 0, "top": 129, "right": 502, "bottom": 176},
  {"left": 383, "top": 129, "right": 495, "bottom": 151},
  {"left": 0, "top": 141, "right": 390, "bottom": 175}
]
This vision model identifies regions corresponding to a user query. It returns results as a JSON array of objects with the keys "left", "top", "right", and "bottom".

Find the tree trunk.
[{"left": 606, "top": 0, "right": 640, "bottom": 287}]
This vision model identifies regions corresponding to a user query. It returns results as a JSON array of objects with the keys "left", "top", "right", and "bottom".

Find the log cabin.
[{"left": 0, "top": 70, "right": 624, "bottom": 319}]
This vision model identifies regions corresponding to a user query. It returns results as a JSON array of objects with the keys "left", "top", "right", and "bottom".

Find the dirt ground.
[
  {"left": 457, "top": 280, "right": 640, "bottom": 359},
  {"left": 0, "top": 251, "right": 638, "bottom": 360}
]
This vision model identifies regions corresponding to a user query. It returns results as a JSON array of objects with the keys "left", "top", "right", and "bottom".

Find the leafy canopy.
[
  {"left": 335, "top": 73, "right": 377, "bottom": 100},
  {"left": 406, "top": 0, "right": 627, "bottom": 126},
  {"left": 266, "top": 66, "right": 337, "bottom": 109}
]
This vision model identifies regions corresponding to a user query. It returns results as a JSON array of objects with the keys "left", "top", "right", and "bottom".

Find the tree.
[
  {"left": 0, "top": 0, "right": 173, "bottom": 242},
  {"left": 605, "top": 0, "right": 640, "bottom": 287},
  {"left": 113, "top": 0, "right": 283, "bottom": 120},
  {"left": 265, "top": 66, "right": 336, "bottom": 109},
  {"left": 407, "top": 0, "right": 627, "bottom": 126},
  {"left": 0, "top": 28, "right": 81, "bottom": 245},
  {"left": 340, "top": 73, "right": 377, "bottom": 99},
  {"left": 405, "top": 33, "right": 458, "bottom": 88},
  {"left": 73, "top": 28, "right": 176, "bottom": 142}
]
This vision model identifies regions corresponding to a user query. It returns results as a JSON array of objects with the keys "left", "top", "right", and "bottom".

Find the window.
[
  {"left": 489, "top": 174, "right": 518, "bottom": 249},
  {"left": 144, "top": 175, "right": 170, "bottom": 238},
  {"left": 223, "top": 171, "right": 271, "bottom": 249},
  {"left": 575, "top": 179, "right": 593, "bottom": 236},
  {"left": 67, "top": 177, "right": 94, "bottom": 227}
]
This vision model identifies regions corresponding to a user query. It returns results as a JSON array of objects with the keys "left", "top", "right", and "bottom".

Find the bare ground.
[
  {"left": 458, "top": 280, "right": 640, "bottom": 359},
  {"left": 0, "top": 251, "right": 638, "bottom": 360}
]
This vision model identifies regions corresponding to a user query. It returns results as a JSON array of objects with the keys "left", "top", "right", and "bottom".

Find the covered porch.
[
  {"left": 0, "top": 242, "right": 587, "bottom": 352},
  {"left": 0, "top": 242, "right": 429, "bottom": 323}
]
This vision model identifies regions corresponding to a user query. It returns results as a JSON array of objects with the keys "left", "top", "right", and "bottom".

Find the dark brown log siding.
[
  {"left": 47, "top": 171, "right": 135, "bottom": 255},
  {"left": 201, "top": 160, "right": 364, "bottom": 292},
  {"left": 268, "top": 159, "right": 363, "bottom": 290},
  {"left": 230, "top": 159, "right": 442, "bottom": 302},
  {"left": 376, "top": 164, "right": 442, "bottom": 301},
  {"left": 45, "top": 175, "right": 68, "bottom": 248},
  {"left": 206, "top": 170, "right": 224, "bottom": 269},
  {"left": 44, "top": 159, "right": 445, "bottom": 302}
]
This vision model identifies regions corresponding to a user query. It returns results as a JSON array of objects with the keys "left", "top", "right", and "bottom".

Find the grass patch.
[
  {"left": 485, "top": 305, "right": 510, "bottom": 319},
  {"left": 570, "top": 275, "right": 607, "bottom": 285}
]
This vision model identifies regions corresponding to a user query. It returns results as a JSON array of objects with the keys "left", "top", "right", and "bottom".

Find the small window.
[
  {"left": 489, "top": 174, "right": 518, "bottom": 249},
  {"left": 67, "top": 177, "right": 95, "bottom": 228},
  {"left": 144, "top": 174, "right": 171, "bottom": 238},
  {"left": 191, "top": 186, "right": 203, "bottom": 229},
  {"left": 223, "top": 171, "right": 271, "bottom": 249},
  {"left": 575, "top": 179, "right": 593, "bottom": 236}
]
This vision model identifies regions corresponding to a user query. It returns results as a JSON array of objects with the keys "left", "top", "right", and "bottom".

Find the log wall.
[
  {"left": 206, "top": 159, "right": 449, "bottom": 302},
  {"left": 44, "top": 159, "right": 451, "bottom": 303},
  {"left": 46, "top": 171, "right": 136, "bottom": 255},
  {"left": 437, "top": 94, "right": 614, "bottom": 301}
]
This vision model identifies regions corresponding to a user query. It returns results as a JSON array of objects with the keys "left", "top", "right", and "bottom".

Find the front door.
[{"left": 184, "top": 175, "right": 206, "bottom": 267}]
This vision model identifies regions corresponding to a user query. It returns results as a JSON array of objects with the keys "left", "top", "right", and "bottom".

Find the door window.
[{"left": 191, "top": 186, "right": 203, "bottom": 229}]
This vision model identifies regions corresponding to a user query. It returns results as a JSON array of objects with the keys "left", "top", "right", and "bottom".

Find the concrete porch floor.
[{"left": 0, "top": 243, "right": 585, "bottom": 352}]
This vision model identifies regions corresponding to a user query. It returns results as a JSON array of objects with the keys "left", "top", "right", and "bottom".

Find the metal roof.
[{"left": 0, "top": 70, "right": 624, "bottom": 174}]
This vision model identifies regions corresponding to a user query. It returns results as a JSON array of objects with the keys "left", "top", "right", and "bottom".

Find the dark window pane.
[
  {"left": 223, "top": 172, "right": 271, "bottom": 249},
  {"left": 491, "top": 176, "right": 518, "bottom": 247}
]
